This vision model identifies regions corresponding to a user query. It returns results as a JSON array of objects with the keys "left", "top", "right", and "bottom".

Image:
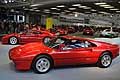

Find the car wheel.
[
  {"left": 9, "top": 37, "right": 18, "bottom": 45},
  {"left": 97, "top": 52, "right": 112, "bottom": 68},
  {"left": 43, "top": 37, "right": 51, "bottom": 44},
  {"left": 32, "top": 55, "right": 52, "bottom": 74}
]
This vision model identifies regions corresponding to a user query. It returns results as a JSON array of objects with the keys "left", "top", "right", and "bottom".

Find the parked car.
[
  {"left": 49, "top": 28, "right": 68, "bottom": 36},
  {"left": 100, "top": 28, "right": 119, "bottom": 38},
  {"left": 2, "top": 30, "right": 55, "bottom": 45},
  {"left": 83, "top": 27, "right": 94, "bottom": 35},
  {"left": 9, "top": 36, "right": 119, "bottom": 73}
]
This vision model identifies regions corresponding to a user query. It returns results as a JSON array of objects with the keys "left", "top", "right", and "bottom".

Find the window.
[{"left": 61, "top": 39, "right": 97, "bottom": 50}]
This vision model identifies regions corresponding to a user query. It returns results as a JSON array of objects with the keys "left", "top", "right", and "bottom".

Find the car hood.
[
  {"left": 10, "top": 42, "right": 52, "bottom": 56},
  {"left": 20, "top": 42, "right": 52, "bottom": 52}
]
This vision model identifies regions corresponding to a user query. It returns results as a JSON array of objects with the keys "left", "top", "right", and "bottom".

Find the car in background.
[
  {"left": 2, "top": 30, "right": 55, "bottom": 45},
  {"left": 49, "top": 28, "right": 68, "bottom": 36},
  {"left": 83, "top": 27, "right": 94, "bottom": 35},
  {"left": 9, "top": 36, "right": 119, "bottom": 73},
  {"left": 100, "top": 28, "right": 119, "bottom": 38}
]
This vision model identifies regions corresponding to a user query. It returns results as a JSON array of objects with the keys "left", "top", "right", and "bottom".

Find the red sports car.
[
  {"left": 83, "top": 27, "right": 94, "bottom": 35},
  {"left": 9, "top": 36, "right": 119, "bottom": 73},
  {"left": 2, "top": 30, "right": 54, "bottom": 45}
]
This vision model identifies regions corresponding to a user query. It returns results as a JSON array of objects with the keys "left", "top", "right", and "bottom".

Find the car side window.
[
  {"left": 61, "top": 40, "right": 97, "bottom": 50},
  {"left": 61, "top": 40, "right": 85, "bottom": 50}
]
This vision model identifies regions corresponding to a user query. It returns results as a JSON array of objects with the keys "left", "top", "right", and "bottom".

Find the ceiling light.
[
  {"left": 94, "top": 3, "right": 106, "bottom": 5},
  {"left": 29, "top": 9, "right": 34, "bottom": 11},
  {"left": 30, "top": 4, "right": 43, "bottom": 7},
  {"left": 104, "top": 6, "right": 114, "bottom": 8},
  {"left": 85, "top": 12, "right": 91, "bottom": 13},
  {"left": 79, "top": 6, "right": 87, "bottom": 8},
  {"left": 4, "top": 0, "right": 8, "bottom": 3},
  {"left": 24, "top": 8, "right": 29, "bottom": 10},
  {"left": 75, "top": 13, "right": 78, "bottom": 17},
  {"left": 64, "top": 10, "right": 70, "bottom": 12},
  {"left": 44, "top": 11, "right": 50, "bottom": 13},
  {"left": 99, "top": 5, "right": 111, "bottom": 7},
  {"left": 69, "top": 8, "right": 76, "bottom": 10},
  {"left": 44, "top": 9, "right": 50, "bottom": 11},
  {"left": 35, "top": 10, "right": 40, "bottom": 12},
  {"left": 52, "top": 13, "right": 60, "bottom": 14},
  {"left": 57, "top": 5, "right": 65, "bottom": 7},
  {"left": 83, "top": 7, "right": 91, "bottom": 9},
  {"left": 51, "top": 8, "right": 57, "bottom": 9},
  {"left": 72, "top": 4, "right": 81, "bottom": 7},
  {"left": 118, "top": 1, "right": 120, "bottom": 3},
  {"left": 56, "top": 9, "right": 61, "bottom": 11},
  {"left": 69, "top": 13, "right": 74, "bottom": 16},
  {"left": 110, "top": 9, "right": 119, "bottom": 10},
  {"left": 116, "top": 11, "right": 120, "bottom": 12},
  {"left": 32, "top": 7, "right": 37, "bottom": 9},
  {"left": 99, "top": 12, "right": 109, "bottom": 14},
  {"left": 61, "top": 12, "right": 65, "bottom": 14},
  {"left": 91, "top": 9, "right": 97, "bottom": 11}
]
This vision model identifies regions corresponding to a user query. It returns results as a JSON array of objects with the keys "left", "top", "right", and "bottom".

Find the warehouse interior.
[{"left": 0, "top": 0, "right": 120, "bottom": 80}]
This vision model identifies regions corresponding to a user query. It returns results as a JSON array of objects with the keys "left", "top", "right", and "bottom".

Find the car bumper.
[{"left": 13, "top": 60, "right": 32, "bottom": 70}]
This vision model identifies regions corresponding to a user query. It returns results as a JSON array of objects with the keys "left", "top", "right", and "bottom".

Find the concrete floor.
[{"left": 0, "top": 38, "right": 120, "bottom": 80}]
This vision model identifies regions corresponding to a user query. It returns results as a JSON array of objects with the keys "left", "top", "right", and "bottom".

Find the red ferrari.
[
  {"left": 2, "top": 30, "right": 54, "bottom": 45},
  {"left": 9, "top": 36, "right": 119, "bottom": 73},
  {"left": 83, "top": 27, "right": 94, "bottom": 35}
]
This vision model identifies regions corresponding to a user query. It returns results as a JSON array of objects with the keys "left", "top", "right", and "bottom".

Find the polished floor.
[{"left": 0, "top": 38, "right": 120, "bottom": 80}]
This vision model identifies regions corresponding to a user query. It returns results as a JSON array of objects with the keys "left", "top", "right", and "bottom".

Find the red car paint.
[
  {"left": 2, "top": 30, "right": 55, "bottom": 44},
  {"left": 9, "top": 36, "right": 119, "bottom": 70},
  {"left": 83, "top": 27, "right": 94, "bottom": 35}
]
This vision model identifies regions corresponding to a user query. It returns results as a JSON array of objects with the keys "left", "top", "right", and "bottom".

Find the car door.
[
  {"left": 20, "top": 32, "right": 38, "bottom": 43},
  {"left": 52, "top": 40, "right": 97, "bottom": 66}
]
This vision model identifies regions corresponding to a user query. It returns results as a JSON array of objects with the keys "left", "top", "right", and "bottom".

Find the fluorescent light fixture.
[
  {"left": 91, "top": 9, "right": 97, "bottom": 11},
  {"left": 79, "top": 6, "right": 87, "bottom": 8},
  {"left": 29, "top": 9, "right": 34, "bottom": 11},
  {"left": 69, "top": 13, "right": 73, "bottom": 15},
  {"left": 44, "top": 11, "right": 50, "bottom": 13},
  {"left": 32, "top": 7, "right": 37, "bottom": 9},
  {"left": 30, "top": 4, "right": 43, "bottom": 7},
  {"left": 110, "top": 9, "right": 119, "bottom": 10},
  {"left": 52, "top": 13, "right": 60, "bottom": 14},
  {"left": 24, "top": 8, "right": 29, "bottom": 10},
  {"left": 61, "top": 12, "right": 65, "bottom": 14},
  {"left": 94, "top": 3, "right": 106, "bottom": 5},
  {"left": 51, "top": 8, "right": 57, "bottom": 9},
  {"left": 104, "top": 6, "right": 114, "bottom": 8},
  {"left": 35, "top": 10, "right": 40, "bottom": 12},
  {"left": 44, "top": 9, "right": 50, "bottom": 11},
  {"left": 116, "top": 11, "right": 120, "bottom": 12},
  {"left": 72, "top": 4, "right": 81, "bottom": 6},
  {"left": 85, "top": 12, "right": 91, "bottom": 13},
  {"left": 57, "top": 5, "right": 65, "bottom": 7},
  {"left": 99, "top": 5, "right": 111, "bottom": 7},
  {"left": 99, "top": 11, "right": 109, "bottom": 14},
  {"left": 83, "top": 7, "right": 91, "bottom": 9},
  {"left": 56, "top": 9, "right": 61, "bottom": 11},
  {"left": 69, "top": 8, "right": 76, "bottom": 10},
  {"left": 64, "top": 10, "right": 70, "bottom": 12}
]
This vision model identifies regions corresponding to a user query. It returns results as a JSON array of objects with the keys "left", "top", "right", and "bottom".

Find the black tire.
[
  {"left": 97, "top": 52, "right": 112, "bottom": 68},
  {"left": 9, "top": 36, "right": 18, "bottom": 45},
  {"left": 32, "top": 55, "right": 53, "bottom": 74}
]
